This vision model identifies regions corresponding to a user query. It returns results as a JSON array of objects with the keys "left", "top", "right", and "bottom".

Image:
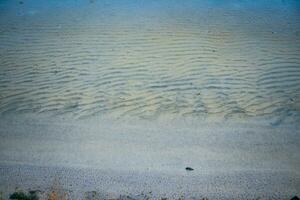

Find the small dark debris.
[
  {"left": 291, "top": 196, "right": 300, "bottom": 200},
  {"left": 84, "top": 191, "right": 101, "bottom": 200},
  {"left": 19, "top": 1, "right": 24, "bottom": 4},
  {"left": 28, "top": 190, "right": 38, "bottom": 195},
  {"left": 185, "top": 167, "right": 194, "bottom": 171}
]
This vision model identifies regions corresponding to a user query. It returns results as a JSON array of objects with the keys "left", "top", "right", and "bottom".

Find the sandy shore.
[
  {"left": 0, "top": 114, "right": 299, "bottom": 199},
  {"left": 0, "top": 1, "right": 299, "bottom": 199}
]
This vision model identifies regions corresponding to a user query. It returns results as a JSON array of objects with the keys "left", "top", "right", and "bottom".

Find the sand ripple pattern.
[{"left": 0, "top": 1, "right": 300, "bottom": 119}]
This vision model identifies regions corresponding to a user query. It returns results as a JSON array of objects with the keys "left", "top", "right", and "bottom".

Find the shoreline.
[{"left": 0, "top": 0, "right": 299, "bottom": 199}]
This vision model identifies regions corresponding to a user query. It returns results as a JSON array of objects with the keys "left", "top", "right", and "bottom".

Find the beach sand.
[{"left": 0, "top": 114, "right": 300, "bottom": 199}]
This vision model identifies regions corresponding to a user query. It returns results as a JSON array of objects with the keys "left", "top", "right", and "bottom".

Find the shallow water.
[{"left": 0, "top": 0, "right": 300, "bottom": 120}]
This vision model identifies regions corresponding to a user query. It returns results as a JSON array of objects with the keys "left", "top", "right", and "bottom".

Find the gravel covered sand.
[{"left": 0, "top": 114, "right": 299, "bottom": 199}]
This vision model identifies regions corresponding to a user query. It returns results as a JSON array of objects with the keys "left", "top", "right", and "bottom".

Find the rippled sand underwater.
[{"left": 0, "top": 0, "right": 300, "bottom": 120}]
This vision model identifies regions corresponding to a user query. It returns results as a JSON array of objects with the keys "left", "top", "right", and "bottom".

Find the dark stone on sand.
[
  {"left": 185, "top": 167, "right": 194, "bottom": 171},
  {"left": 291, "top": 196, "right": 299, "bottom": 200}
]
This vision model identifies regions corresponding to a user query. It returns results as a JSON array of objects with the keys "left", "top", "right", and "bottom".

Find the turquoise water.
[{"left": 0, "top": 0, "right": 300, "bottom": 120}]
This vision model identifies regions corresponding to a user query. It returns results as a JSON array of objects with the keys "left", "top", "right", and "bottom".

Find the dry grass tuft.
[
  {"left": 47, "top": 179, "right": 67, "bottom": 200},
  {"left": 48, "top": 191, "right": 57, "bottom": 200},
  {"left": 47, "top": 190, "right": 67, "bottom": 200}
]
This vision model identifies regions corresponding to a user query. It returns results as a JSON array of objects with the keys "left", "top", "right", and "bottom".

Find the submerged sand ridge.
[{"left": 0, "top": 0, "right": 300, "bottom": 120}]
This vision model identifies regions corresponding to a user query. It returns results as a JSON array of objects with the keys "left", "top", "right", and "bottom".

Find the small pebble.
[{"left": 185, "top": 167, "right": 194, "bottom": 171}]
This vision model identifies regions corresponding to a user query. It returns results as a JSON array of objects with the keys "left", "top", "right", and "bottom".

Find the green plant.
[{"left": 9, "top": 191, "right": 38, "bottom": 200}]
